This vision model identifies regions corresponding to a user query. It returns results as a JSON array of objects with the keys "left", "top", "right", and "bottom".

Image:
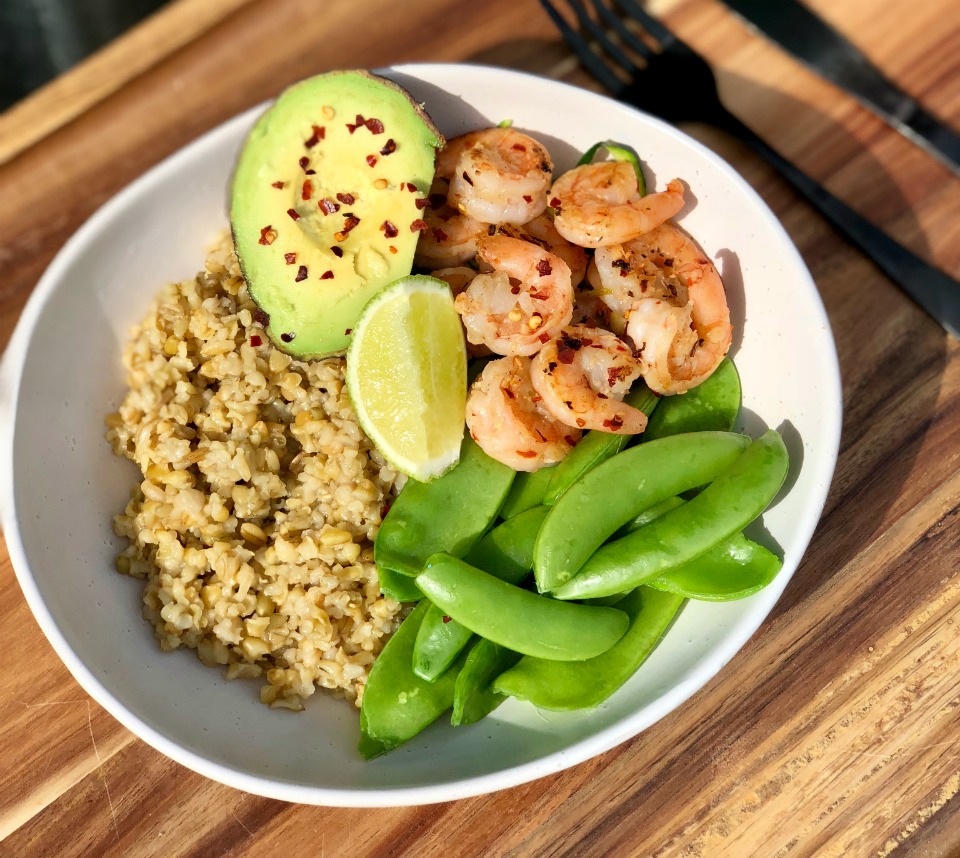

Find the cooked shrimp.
[
  {"left": 571, "top": 280, "right": 614, "bottom": 329},
  {"left": 454, "top": 234, "right": 573, "bottom": 356},
  {"left": 448, "top": 128, "right": 553, "bottom": 225},
  {"left": 466, "top": 356, "right": 580, "bottom": 471},
  {"left": 414, "top": 177, "right": 489, "bottom": 269},
  {"left": 530, "top": 325, "right": 646, "bottom": 434},
  {"left": 584, "top": 257, "right": 628, "bottom": 334},
  {"left": 623, "top": 222, "right": 732, "bottom": 394},
  {"left": 493, "top": 215, "right": 589, "bottom": 286},
  {"left": 551, "top": 162, "right": 685, "bottom": 248}
]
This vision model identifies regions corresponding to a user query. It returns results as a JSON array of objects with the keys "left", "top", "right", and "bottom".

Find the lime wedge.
[{"left": 346, "top": 275, "right": 467, "bottom": 481}]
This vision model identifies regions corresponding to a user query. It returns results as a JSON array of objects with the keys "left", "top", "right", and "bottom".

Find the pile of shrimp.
[{"left": 414, "top": 127, "right": 733, "bottom": 472}]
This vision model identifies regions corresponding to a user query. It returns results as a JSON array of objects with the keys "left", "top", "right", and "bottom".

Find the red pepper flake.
[
  {"left": 461, "top": 170, "right": 474, "bottom": 186},
  {"left": 336, "top": 192, "right": 355, "bottom": 205},
  {"left": 284, "top": 252, "right": 297, "bottom": 264},
  {"left": 271, "top": 180, "right": 285, "bottom": 189},
  {"left": 603, "top": 415, "right": 625, "bottom": 430},
  {"left": 414, "top": 197, "right": 431, "bottom": 210},
  {"left": 301, "top": 180, "right": 314, "bottom": 200},
  {"left": 320, "top": 270, "right": 334, "bottom": 280},
  {"left": 441, "top": 615, "right": 452, "bottom": 624},
  {"left": 576, "top": 418, "right": 586, "bottom": 428},
  {"left": 501, "top": 385, "right": 516, "bottom": 399},
  {"left": 510, "top": 285, "right": 521, "bottom": 295},
  {"left": 379, "top": 138, "right": 396, "bottom": 156},
  {"left": 523, "top": 194, "right": 533, "bottom": 203},
  {"left": 564, "top": 434, "right": 578, "bottom": 446},
  {"left": 432, "top": 227, "right": 449, "bottom": 242},
  {"left": 405, "top": 182, "right": 418, "bottom": 193},
  {"left": 366, "top": 154, "right": 378, "bottom": 167},
  {"left": 516, "top": 450, "right": 537, "bottom": 459},
  {"left": 318, "top": 198, "right": 340, "bottom": 215},
  {"left": 381, "top": 220, "right": 399, "bottom": 238},
  {"left": 388, "top": 245, "right": 397, "bottom": 254},
  {"left": 344, "top": 328, "right": 352, "bottom": 335},
  {"left": 299, "top": 156, "right": 310, "bottom": 171},
  {"left": 410, "top": 219, "right": 428, "bottom": 232},
  {"left": 280, "top": 332, "right": 296, "bottom": 343},
  {"left": 249, "top": 334, "right": 262, "bottom": 347},
  {"left": 539, "top": 333, "right": 551, "bottom": 343},
  {"left": 346, "top": 114, "right": 365, "bottom": 133},
  {"left": 549, "top": 197, "right": 561, "bottom": 207},
  {"left": 258, "top": 226, "right": 278, "bottom": 245},
  {"left": 287, "top": 208, "right": 301, "bottom": 221},
  {"left": 304, "top": 124, "right": 325, "bottom": 147},
  {"left": 253, "top": 308, "right": 270, "bottom": 326},
  {"left": 365, "top": 117, "right": 385, "bottom": 134},
  {"left": 331, "top": 246, "right": 344, "bottom": 258},
  {"left": 380, "top": 503, "right": 391, "bottom": 518},
  {"left": 334, "top": 214, "right": 361, "bottom": 241},
  {"left": 511, "top": 143, "right": 527, "bottom": 152},
  {"left": 295, "top": 265, "right": 308, "bottom": 282},
  {"left": 557, "top": 337, "right": 580, "bottom": 365},
  {"left": 536, "top": 259, "right": 552, "bottom": 276}
]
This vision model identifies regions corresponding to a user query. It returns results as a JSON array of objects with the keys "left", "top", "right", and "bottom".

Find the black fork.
[{"left": 540, "top": 0, "right": 960, "bottom": 338}]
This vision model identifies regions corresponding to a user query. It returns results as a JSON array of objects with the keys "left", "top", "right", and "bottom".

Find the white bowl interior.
[{"left": 1, "top": 64, "right": 840, "bottom": 804}]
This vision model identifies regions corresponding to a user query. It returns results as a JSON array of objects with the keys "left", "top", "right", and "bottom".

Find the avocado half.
[{"left": 230, "top": 70, "right": 444, "bottom": 358}]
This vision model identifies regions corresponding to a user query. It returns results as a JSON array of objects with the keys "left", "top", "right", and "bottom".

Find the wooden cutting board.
[{"left": 1, "top": 0, "right": 959, "bottom": 854}]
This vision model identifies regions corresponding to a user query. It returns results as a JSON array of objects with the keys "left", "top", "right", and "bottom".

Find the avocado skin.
[{"left": 231, "top": 70, "right": 444, "bottom": 359}]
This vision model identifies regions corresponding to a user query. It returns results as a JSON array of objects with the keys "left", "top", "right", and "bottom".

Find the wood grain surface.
[{"left": 1, "top": 0, "right": 959, "bottom": 855}]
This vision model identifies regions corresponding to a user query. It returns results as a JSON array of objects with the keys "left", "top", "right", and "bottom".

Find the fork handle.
[{"left": 713, "top": 109, "right": 960, "bottom": 338}]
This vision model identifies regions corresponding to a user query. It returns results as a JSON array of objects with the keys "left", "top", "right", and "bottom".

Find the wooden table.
[{"left": 1, "top": 0, "right": 958, "bottom": 854}]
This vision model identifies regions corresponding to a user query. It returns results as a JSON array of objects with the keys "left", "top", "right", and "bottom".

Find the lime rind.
[{"left": 346, "top": 275, "right": 467, "bottom": 481}]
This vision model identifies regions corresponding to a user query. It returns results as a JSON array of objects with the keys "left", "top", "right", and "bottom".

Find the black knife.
[{"left": 722, "top": 0, "right": 960, "bottom": 173}]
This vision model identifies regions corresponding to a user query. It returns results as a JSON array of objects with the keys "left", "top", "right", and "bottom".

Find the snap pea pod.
[
  {"left": 374, "top": 435, "right": 515, "bottom": 578},
  {"left": 412, "top": 506, "right": 548, "bottom": 681},
  {"left": 377, "top": 567, "right": 423, "bottom": 602},
  {"left": 359, "top": 601, "right": 466, "bottom": 759},
  {"left": 534, "top": 432, "right": 751, "bottom": 593},
  {"left": 644, "top": 357, "right": 742, "bottom": 440},
  {"left": 552, "top": 429, "right": 789, "bottom": 600},
  {"left": 492, "top": 587, "right": 683, "bottom": 710},
  {"left": 648, "top": 533, "right": 782, "bottom": 601},
  {"left": 542, "top": 384, "right": 660, "bottom": 506},
  {"left": 576, "top": 140, "right": 647, "bottom": 194},
  {"left": 417, "top": 554, "right": 629, "bottom": 660},
  {"left": 499, "top": 466, "right": 557, "bottom": 519},
  {"left": 613, "top": 495, "right": 782, "bottom": 601},
  {"left": 452, "top": 638, "right": 522, "bottom": 726}
]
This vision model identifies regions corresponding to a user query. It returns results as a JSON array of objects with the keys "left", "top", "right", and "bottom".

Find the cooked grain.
[{"left": 106, "top": 235, "right": 405, "bottom": 710}]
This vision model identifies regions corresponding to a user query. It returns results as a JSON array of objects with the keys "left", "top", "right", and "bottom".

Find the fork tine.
[
  {"left": 588, "top": 0, "right": 654, "bottom": 59},
  {"left": 615, "top": 0, "right": 680, "bottom": 49},
  {"left": 538, "top": 0, "right": 626, "bottom": 94},
  {"left": 563, "top": 0, "right": 643, "bottom": 77}
]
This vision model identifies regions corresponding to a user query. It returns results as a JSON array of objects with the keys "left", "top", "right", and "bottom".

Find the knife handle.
[{"left": 714, "top": 110, "right": 960, "bottom": 338}]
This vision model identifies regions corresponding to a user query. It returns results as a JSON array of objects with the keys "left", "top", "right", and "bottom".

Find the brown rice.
[{"left": 106, "top": 234, "right": 406, "bottom": 711}]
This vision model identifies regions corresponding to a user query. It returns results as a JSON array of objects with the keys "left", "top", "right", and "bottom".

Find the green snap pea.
[
  {"left": 377, "top": 567, "right": 423, "bottom": 602},
  {"left": 374, "top": 434, "right": 515, "bottom": 578},
  {"left": 576, "top": 140, "right": 647, "bottom": 195},
  {"left": 499, "top": 466, "right": 557, "bottom": 519},
  {"left": 616, "top": 495, "right": 782, "bottom": 601},
  {"left": 644, "top": 357, "right": 741, "bottom": 440},
  {"left": 534, "top": 431, "right": 751, "bottom": 593},
  {"left": 452, "top": 638, "right": 522, "bottom": 726},
  {"left": 543, "top": 384, "right": 660, "bottom": 506},
  {"left": 417, "top": 554, "right": 629, "bottom": 660},
  {"left": 552, "top": 429, "right": 790, "bottom": 600},
  {"left": 648, "top": 533, "right": 782, "bottom": 601},
  {"left": 359, "top": 601, "right": 466, "bottom": 759},
  {"left": 411, "top": 506, "right": 549, "bottom": 681},
  {"left": 492, "top": 587, "right": 683, "bottom": 710}
]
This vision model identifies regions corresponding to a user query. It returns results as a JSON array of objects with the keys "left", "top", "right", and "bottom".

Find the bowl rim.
[{"left": 0, "top": 62, "right": 842, "bottom": 806}]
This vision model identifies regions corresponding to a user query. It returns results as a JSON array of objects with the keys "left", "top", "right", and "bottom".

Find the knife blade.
[{"left": 722, "top": 0, "right": 960, "bottom": 173}]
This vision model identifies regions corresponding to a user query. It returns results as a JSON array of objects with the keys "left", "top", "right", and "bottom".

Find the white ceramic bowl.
[{"left": 0, "top": 64, "right": 841, "bottom": 805}]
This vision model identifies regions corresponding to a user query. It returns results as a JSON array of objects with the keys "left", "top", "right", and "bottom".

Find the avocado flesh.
[{"left": 231, "top": 70, "right": 443, "bottom": 358}]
